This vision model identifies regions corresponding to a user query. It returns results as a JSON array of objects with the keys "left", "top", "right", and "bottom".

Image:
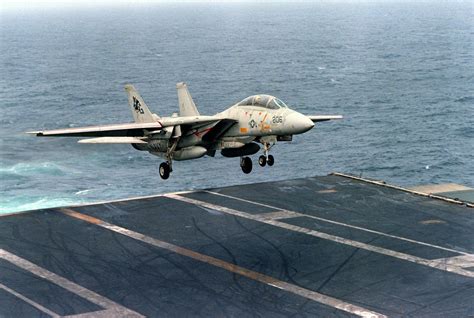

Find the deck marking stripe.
[
  {"left": 204, "top": 190, "right": 279, "bottom": 210},
  {"left": 0, "top": 282, "right": 60, "bottom": 317},
  {"left": 64, "top": 309, "right": 118, "bottom": 317},
  {"left": 61, "top": 208, "right": 102, "bottom": 224},
  {"left": 332, "top": 172, "right": 472, "bottom": 207},
  {"left": 168, "top": 194, "right": 474, "bottom": 278},
  {"left": 253, "top": 211, "right": 301, "bottom": 220},
  {"left": 205, "top": 190, "right": 472, "bottom": 256},
  {"left": 0, "top": 249, "right": 143, "bottom": 317},
  {"left": 58, "top": 208, "right": 387, "bottom": 318},
  {"left": 432, "top": 255, "right": 474, "bottom": 268}
]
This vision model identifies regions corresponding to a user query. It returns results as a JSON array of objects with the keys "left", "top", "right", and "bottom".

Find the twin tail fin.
[
  {"left": 176, "top": 82, "right": 200, "bottom": 117},
  {"left": 124, "top": 84, "right": 158, "bottom": 123}
]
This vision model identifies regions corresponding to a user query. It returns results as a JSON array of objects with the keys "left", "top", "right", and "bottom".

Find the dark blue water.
[{"left": 1, "top": 2, "right": 473, "bottom": 213}]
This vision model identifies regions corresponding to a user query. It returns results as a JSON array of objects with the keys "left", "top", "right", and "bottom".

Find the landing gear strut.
[
  {"left": 159, "top": 139, "right": 178, "bottom": 180},
  {"left": 240, "top": 156, "right": 252, "bottom": 174},
  {"left": 259, "top": 142, "right": 275, "bottom": 167}
]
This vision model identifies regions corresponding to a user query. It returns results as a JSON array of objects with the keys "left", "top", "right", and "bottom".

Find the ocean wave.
[
  {"left": 75, "top": 189, "right": 94, "bottom": 195},
  {"left": 454, "top": 96, "right": 474, "bottom": 103},
  {"left": 378, "top": 53, "right": 401, "bottom": 59},
  {"left": 0, "top": 197, "right": 84, "bottom": 214},
  {"left": 455, "top": 126, "right": 474, "bottom": 137},
  {"left": 0, "top": 162, "right": 67, "bottom": 176}
]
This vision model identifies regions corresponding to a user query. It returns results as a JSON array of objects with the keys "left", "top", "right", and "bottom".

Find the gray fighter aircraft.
[{"left": 29, "top": 83, "right": 342, "bottom": 179}]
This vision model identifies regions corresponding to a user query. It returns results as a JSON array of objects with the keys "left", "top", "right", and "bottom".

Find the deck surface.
[{"left": 1, "top": 175, "right": 473, "bottom": 317}]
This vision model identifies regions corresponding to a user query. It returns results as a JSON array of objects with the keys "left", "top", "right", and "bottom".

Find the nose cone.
[{"left": 285, "top": 112, "right": 315, "bottom": 134}]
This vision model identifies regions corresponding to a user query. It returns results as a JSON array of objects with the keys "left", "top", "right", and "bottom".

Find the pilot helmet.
[{"left": 253, "top": 95, "right": 261, "bottom": 105}]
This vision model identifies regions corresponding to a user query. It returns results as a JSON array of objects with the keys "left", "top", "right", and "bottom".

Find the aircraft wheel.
[
  {"left": 267, "top": 155, "right": 274, "bottom": 166},
  {"left": 258, "top": 155, "right": 267, "bottom": 167},
  {"left": 240, "top": 157, "right": 252, "bottom": 174},
  {"left": 159, "top": 162, "right": 170, "bottom": 180}
]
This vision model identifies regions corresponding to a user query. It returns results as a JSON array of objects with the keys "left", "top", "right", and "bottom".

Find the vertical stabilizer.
[
  {"left": 176, "top": 82, "right": 200, "bottom": 117},
  {"left": 124, "top": 84, "right": 157, "bottom": 123}
]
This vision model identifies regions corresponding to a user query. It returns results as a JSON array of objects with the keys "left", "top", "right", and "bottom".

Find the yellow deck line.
[{"left": 58, "top": 208, "right": 386, "bottom": 318}]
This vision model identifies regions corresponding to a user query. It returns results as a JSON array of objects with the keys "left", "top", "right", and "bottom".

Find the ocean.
[{"left": 1, "top": 1, "right": 473, "bottom": 214}]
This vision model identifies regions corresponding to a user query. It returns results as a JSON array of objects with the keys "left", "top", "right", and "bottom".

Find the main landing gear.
[
  {"left": 240, "top": 156, "right": 252, "bottom": 174},
  {"left": 159, "top": 139, "right": 178, "bottom": 180},
  {"left": 159, "top": 161, "right": 171, "bottom": 180}
]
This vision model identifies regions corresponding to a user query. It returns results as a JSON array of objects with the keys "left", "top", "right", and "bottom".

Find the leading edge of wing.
[
  {"left": 307, "top": 115, "right": 343, "bottom": 122},
  {"left": 27, "top": 122, "right": 163, "bottom": 137},
  {"left": 160, "top": 115, "right": 227, "bottom": 127},
  {"left": 78, "top": 137, "right": 148, "bottom": 144}
]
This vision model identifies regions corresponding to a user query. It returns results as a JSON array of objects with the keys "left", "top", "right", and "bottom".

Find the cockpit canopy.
[{"left": 236, "top": 95, "right": 288, "bottom": 110}]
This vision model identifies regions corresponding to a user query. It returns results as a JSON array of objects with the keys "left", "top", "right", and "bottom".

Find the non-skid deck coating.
[{"left": 1, "top": 175, "right": 473, "bottom": 317}]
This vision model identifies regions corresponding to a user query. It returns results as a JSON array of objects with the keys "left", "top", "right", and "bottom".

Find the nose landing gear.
[
  {"left": 259, "top": 154, "right": 275, "bottom": 167},
  {"left": 258, "top": 142, "right": 275, "bottom": 167},
  {"left": 267, "top": 154, "right": 274, "bottom": 166}
]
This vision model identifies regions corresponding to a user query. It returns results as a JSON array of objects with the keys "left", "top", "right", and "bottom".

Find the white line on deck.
[
  {"left": 253, "top": 210, "right": 301, "bottom": 220},
  {"left": 64, "top": 309, "right": 119, "bottom": 317},
  {"left": 204, "top": 190, "right": 472, "bottom": 256},
  {"left": 58, "top": 208, "right": 387, "bottom": 318},
  {"left": 0, "top": 249, "right": 143, "bottom": 318},
  {"left": 167, "top": 193, "right": 474, "bottom": 278},
  {"left": 0, "top": 282, "right": 60, "bottom": 317},
  {"left": 432, "top": 255, "right": 474, "bottom": 268}
]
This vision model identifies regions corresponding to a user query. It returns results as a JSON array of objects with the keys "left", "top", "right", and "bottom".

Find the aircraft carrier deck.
[{"left": 1, "top": 173, "right": 473, "bottom": 317}]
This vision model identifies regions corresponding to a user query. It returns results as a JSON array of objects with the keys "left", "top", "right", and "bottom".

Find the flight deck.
[{"left": 1, "top": 174, "right": 473, "bottom": 317}]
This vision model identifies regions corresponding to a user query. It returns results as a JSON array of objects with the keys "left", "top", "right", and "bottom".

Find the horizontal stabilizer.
[
  {"left": 27, "top": 122, "right": 162, "bottom": 137},
  {"left": 78, "top": 137, "right": 147, "bottom": 144},
  {"left": 307, "top": 115, "right": 343, "bottom": 122}
]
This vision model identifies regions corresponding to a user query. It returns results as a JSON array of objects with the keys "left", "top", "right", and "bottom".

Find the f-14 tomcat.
[{"left": 29, "top": 83, "right": 342, "bottom": 179}]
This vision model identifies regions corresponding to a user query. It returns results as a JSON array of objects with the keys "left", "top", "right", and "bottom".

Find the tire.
[
  {"left": 267, "top": 155, "right": 274, "bottom": 166},
  {"left": 241, "top": 157, "right": 252, "bottom": 174},
  {"left": 159, "top": 162, "right": 170, "bottom": 180},
  {"left": 258, "top": 155, "right": 267, "bottom": 167}
]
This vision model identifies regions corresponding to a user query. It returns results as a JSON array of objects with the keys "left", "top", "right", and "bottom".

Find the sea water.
[{"left": 1, "top": 2, "right": 473, "bottom": 213}]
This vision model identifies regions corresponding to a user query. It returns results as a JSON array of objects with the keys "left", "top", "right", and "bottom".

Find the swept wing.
[
  {"left": 27, "top": 122, "right": 162, "bottom": 137},
  {"left": 28, "top": 116, "right": 234, "bottom": 139}
]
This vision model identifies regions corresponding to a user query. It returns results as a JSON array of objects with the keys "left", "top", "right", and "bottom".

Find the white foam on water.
[
  {"left": 0, "top": 162, "right": 67, "bottom": 176},
  {"left": 75, "top": 189, "right": 94, "bottom": 195},
  {"left": 0, "top": 197, "right": 84, "bottom": 214}
]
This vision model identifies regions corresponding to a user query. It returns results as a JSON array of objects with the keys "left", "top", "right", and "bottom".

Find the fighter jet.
[{"left": 29, "top": 83, "right": 342, "bottom": 179}]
